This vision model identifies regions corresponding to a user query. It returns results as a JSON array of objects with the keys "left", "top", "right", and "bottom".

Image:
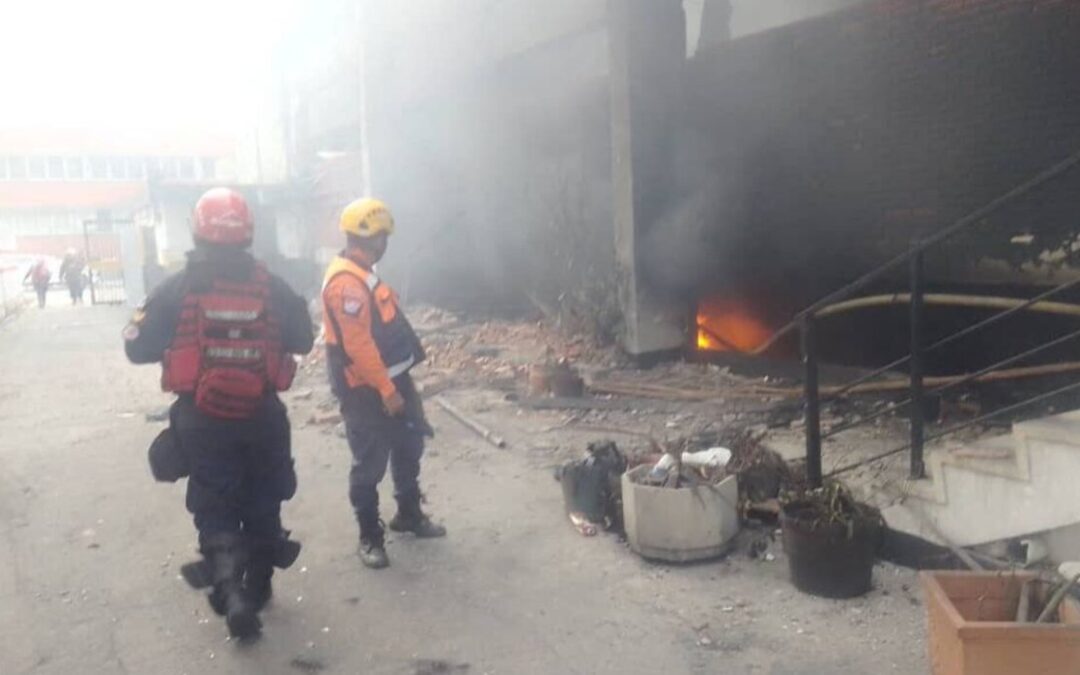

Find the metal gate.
[{"left": 82, "top": 219, "right": 130, "bottom": 305}]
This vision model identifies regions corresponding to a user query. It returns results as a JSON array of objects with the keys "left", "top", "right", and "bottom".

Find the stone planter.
[
  {"left": 921, "top": 571, "right": 1080, "bottom": 675},
  {"left": 621, "top": 466, "right": 739, "bottom": 563}
]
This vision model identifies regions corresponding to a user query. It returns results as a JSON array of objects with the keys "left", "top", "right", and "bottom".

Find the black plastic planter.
[{"left": 781, "top": 500, "right": 883, "bottom": 599}]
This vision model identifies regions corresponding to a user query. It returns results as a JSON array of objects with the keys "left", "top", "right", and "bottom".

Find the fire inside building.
[
  {"left": 273, "top": 0, "right": 1080, "bottom": 566},
  {"left": 276, "top": 0, "right": 1080, "bottom": 362}
]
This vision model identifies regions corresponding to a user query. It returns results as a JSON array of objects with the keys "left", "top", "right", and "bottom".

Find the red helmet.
[{"left": 193, "top": 188, "right": 253, "bottom": 246}]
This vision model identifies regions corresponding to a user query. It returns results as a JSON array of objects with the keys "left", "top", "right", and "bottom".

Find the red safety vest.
[{"left": 161, "top": 263, "right": 295, "bottom": 419}]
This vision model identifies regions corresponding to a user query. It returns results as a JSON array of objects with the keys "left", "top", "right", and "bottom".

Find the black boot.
[
  {"left": 244, "top": 532, "right": 302, "bottom": 612},
  {"left": 203, "top": 534, "right": 261, "bottom": 639},
  {"left": 358, "top": 518, "right": 389, "bottom": 569},
  {"left": 389, "top": 495, "right": 447, "bottom": 538},
  {"left": 244, "top": 543, "right": 275, "bottom": 613}
]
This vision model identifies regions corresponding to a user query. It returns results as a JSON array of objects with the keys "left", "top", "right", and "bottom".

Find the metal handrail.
[
  {"left": 826, "top": 378, "right": 1080, "bottom": 479},
  {"left": 822, "top": 325, "right": 1080, "bottom": 439},
  {"left": 753, "top": 149, "right": 1080, "bottom": 358},
  {"left": 794, "top": 148, "right": 1080, "bottom": 488},
  {"left": 799, "top": 148, "right": 1080, "bottom": 320},
  {"left": 822, "top": 276, "right": 1080, "bottom": 401}
]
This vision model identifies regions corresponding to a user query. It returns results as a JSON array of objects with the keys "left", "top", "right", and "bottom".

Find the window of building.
[
  {"left": 200, "top": 157, "right": 217, "bottom": 180},
  {"left": 108, "top": 157, "right": 128, "bottom": 180},
  {"left": 127, "top": 157, "right": 146, "bottom": 179},
  {"left": 28, "top": 157, "right": 45, "bottom": 180},
  {"left": 47, "top": 157, "right": 64, "bottom": 180},
  {"left": 9, "top": 157, "right": 26, "bottom": 179},
  {"left": 89, "top": 156, "right": 107, "bottom": 180},
  {"left": 178, "top": 157, "right": 195, "bottom": 180},
  {"left": 161, "top": 157, "right": 178, "bottom": 179},
  {"left": 65, "top": 157, "right": 84, "bottom": 179}
]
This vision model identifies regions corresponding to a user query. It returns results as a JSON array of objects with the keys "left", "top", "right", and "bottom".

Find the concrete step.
[
  {"left": 1017, "top": 409, "right": 1080, "bottom": 446},
  {"left": 939, "top": 434, "right": 1028, "bottom": 482},
  {"left": 886, "top": 418, "right": 1080, "bottom": 546}
]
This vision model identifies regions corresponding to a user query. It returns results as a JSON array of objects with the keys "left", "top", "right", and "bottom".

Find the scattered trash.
[
  {"left": 307, "top": 411, "right": 342, "bottom": 426},
  {"left": 684, "top": 447, "right": 732, "bottom": 469},
  {"left": 637, "top": 436, "right": 735, "bottom": 489},
  {"left": 435, "top": 397, "right": 507, "bottom": 449},
  {"left": 555, "top": 440, "right": 627, "bottom": 536},
  {"left": 412, "top": 659, "right": 470, "bottom": 675},
  {"left": 568, "top": 512, "right": 598, "bottom": 537},
  {"left": 647, "top": 453, "right": 678, "bottom": 483},
  {"left": 290, "top": 656, "right": 326, "bottom": 673}
]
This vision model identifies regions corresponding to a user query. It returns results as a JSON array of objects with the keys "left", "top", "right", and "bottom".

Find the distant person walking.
[
  {"left": 23, "top": 258, "right": 51, "bottom": 308},
  {"left": 59, "top": 249, "right": 86, "bottom": 305}
]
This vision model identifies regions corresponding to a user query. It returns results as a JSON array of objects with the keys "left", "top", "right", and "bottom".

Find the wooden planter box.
[{"left": 921, "top": 571, "right": 1080, "bottom": 675}]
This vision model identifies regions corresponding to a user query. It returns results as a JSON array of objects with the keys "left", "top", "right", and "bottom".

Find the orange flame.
[{"left": 696, "top": 298, "right": 772, "bottom": 353}]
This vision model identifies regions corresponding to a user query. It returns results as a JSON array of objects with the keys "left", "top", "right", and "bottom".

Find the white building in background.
[{"left": 0, "top": 128, "right": 235, "bottom": 256}]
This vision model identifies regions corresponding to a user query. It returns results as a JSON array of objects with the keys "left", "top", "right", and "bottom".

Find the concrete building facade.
[
  {"left": 276, "top": 0, "right": 1080, "bottom": 354},
  {"left": 0, "top": 130, "right": 232, "bottom": 256}
]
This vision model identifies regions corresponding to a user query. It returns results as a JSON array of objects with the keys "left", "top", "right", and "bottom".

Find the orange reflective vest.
[{"left": 321, "top": 255, "right": 423, "bottom": 398}]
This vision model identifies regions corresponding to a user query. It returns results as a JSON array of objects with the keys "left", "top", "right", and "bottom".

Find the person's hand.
[{"left": 384, "top": 390, "right": 406, "bottom": 417}]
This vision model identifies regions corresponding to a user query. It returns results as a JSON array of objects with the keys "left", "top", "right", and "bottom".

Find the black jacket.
[{"left": 124, "top": 247, "right": 314, "bottom": 365}]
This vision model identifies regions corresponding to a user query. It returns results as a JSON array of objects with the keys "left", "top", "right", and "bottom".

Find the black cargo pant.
[
  {"left": 173, "top": 395, "right": 298, "bottom": 548},
  {"left": 340, "top": 374, "right": 426, "bottom": 534},
  {"left": 34, "top": 283, "right": 47, "bottom": 308}
]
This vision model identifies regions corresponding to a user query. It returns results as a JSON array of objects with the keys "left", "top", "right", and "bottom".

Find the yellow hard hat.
[{"left": 339, "top": 198, "right": 395, "bottom": 238}]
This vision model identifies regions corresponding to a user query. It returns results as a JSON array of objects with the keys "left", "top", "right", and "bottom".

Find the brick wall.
[{"left": 677, "top": 0, "right": 1080, "bottom": 299}]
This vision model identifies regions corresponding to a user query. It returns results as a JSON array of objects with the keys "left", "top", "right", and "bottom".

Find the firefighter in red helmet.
[{"left": 123, "top": 187, "right": 313, "bottom": 639}]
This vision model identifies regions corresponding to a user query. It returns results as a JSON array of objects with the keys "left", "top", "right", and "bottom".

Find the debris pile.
[
  {"left": 628, "top": 426, "right": 796, "bottom": 512},
  {"left": 419, "top": 311, "right": 617, "bottom": 387}
]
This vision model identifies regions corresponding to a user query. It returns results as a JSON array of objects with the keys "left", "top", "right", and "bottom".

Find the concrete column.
[{"left": 608, "top": 0, "right": 690, "bottom": 356}]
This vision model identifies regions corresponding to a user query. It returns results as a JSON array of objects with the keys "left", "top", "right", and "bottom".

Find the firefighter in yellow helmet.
[{"left": 321, "top": 198, "right": 444, "bottom": 569}]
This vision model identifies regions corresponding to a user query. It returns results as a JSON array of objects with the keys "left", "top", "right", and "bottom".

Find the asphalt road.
[{"left": 0, "top": 302, "right": 929, "bottom": 675}]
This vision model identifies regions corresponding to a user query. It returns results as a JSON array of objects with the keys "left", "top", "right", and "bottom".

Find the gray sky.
[{"left": 0, "top": 0, "right": 299, "bottom": 135}]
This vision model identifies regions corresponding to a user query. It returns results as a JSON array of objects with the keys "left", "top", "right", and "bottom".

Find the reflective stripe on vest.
[{"left": 387, "top": 355, "right": 415, "bottom": 378}]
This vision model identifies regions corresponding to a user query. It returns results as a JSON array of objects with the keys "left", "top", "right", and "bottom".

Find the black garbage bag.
[{"left": 555, "top": 440, "right": 627, "bottom": 533}]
